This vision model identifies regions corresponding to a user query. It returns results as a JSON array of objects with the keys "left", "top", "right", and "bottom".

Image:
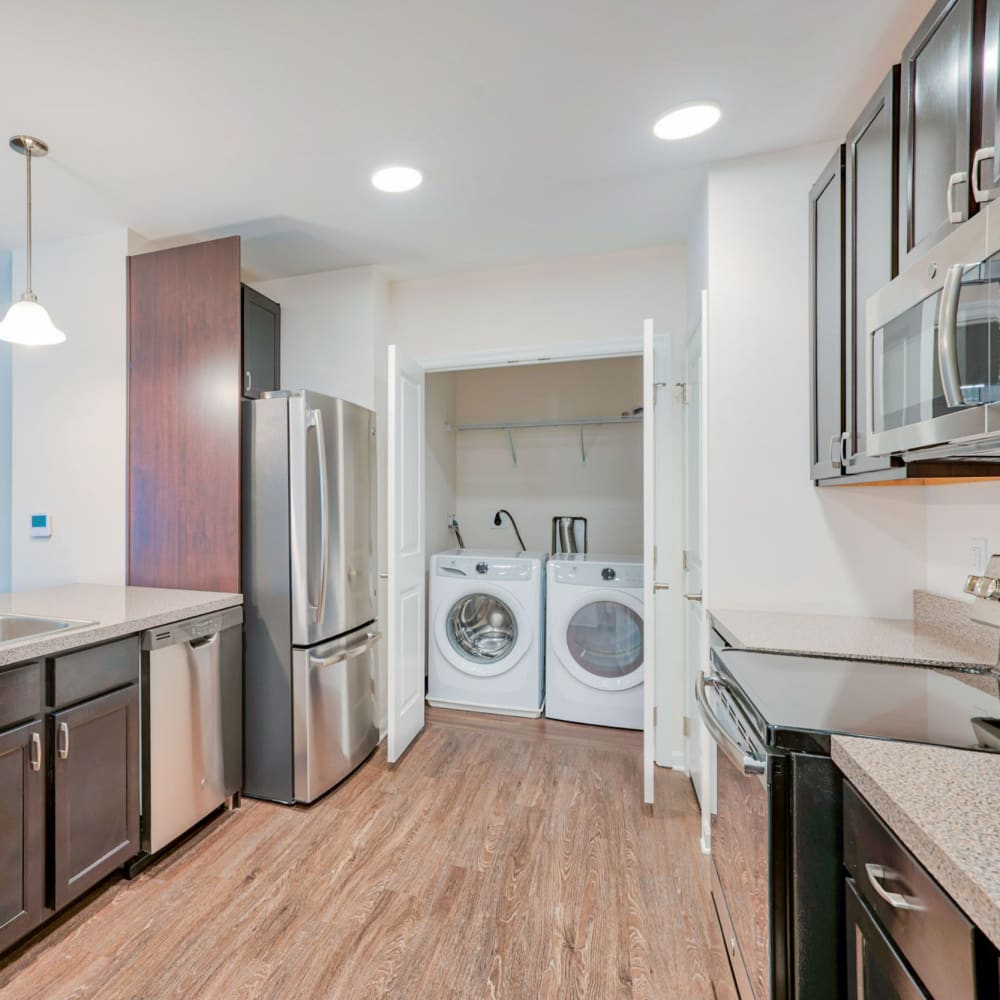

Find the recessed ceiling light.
[
  {"left": 371, "top": 165, "right": 423, "bottom": 193},
  {"left": 653, "top": 102, "right": 722, "bottom": 141}
]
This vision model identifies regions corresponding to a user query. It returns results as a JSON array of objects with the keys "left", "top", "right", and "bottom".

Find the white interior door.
[
  {"left": 387, "top": 345, "right": 426, "bottom": 763},
  {"left": 643, "top": 320, "right": 671, "bottom": 804},
  {"left": 684, "top": 290, "right": 713, "bottom": 852}
]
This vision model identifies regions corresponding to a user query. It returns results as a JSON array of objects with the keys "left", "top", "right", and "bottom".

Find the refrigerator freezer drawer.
[{"left": 292, "top": 627, "right": 380, "bottom": 804}]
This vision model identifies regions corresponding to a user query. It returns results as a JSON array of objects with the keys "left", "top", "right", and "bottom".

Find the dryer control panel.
[{"left": 550, "top": 559, "right": 643, "bottom": 588}]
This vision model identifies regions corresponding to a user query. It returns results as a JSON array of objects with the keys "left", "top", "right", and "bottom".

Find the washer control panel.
[{"left": 435, "top": 553, "right": 538, "bottom": 581}]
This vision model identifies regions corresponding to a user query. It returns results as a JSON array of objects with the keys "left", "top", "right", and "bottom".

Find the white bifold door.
[
  {"left": 643, "top": 320, "right": 672, "bottom": 805},
  {"left": 387, "top": 346, "right": 426, "bottom": 763}
]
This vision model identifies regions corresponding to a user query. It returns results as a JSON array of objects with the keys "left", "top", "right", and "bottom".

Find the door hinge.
[
  {"left": 682, "top": 549, "right": 689, "bottom": 572},
  {"left": 682, "top": 715, "right": 690, "bottom": 737},
  {"left": 653, "top": 706, "right": 657, "bottom": 727}
]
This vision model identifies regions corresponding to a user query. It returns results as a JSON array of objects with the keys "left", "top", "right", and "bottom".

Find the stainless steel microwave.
[{"left": 866, "top": 202, "right": 1000, "bottom": 459}]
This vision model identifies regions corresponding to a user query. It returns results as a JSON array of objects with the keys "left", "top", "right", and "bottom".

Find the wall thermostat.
[{"left": 30, "top": 513, "right": 51, "bottom": 538}]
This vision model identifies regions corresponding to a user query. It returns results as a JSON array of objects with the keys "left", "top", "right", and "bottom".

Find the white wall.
[
  {"left": 425, "top": 372, "right": 458, "bottom": 557},
  {"left": 11, "top": 229, "right": 129, "bottom": 589},
  {"left": 924, "top": 483, "right": 1000, "bottom": 598},
  {"left": 253, "top": 265, "right": 386, "bottom": 409},
  {"left": 0, "top": 251, "right": 11, "bottom": 592},
  {"left": 389, "top": 245, "right": 685, "bottom": 361},
  {"left": 706, "top": 146, "right": 928, "bottom": 620},
  {"left": 449, "top": 358, "right": 643, "bottom": 554}
]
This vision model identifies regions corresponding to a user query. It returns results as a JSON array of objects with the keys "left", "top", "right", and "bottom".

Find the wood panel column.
[{"left": 128, "top": 237, "right": 242, "bottom": 593}]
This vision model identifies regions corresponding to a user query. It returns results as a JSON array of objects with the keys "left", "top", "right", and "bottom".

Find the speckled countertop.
[
  {"left": 710, "top": 591, "right": 999, "bottom": 672},
  {"left": 833, "top": 735, "right": 1000, "bottom": 950},
  {"left": 0, "top": 584, "right": 242, "bottom": 666}
]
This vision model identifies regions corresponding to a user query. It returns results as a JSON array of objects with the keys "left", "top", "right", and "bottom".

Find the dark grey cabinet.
[
  {"left": 242, "top": 285, "right": 280, "bottom": 397},
  {"left": 50, "top": 684, "right": 139, "bottom": 910},
  {"left": 899, "top": 0, "right": 983, "bottom": 268},
  {"left": 809, "top": 146, "right": 847, "bottom": 482},
  {"left": 844, "top": 67, "right": 901, "bottom": 477},
  {"left": 846, "top": 879, "right": 929, "bottom": 999},
  {"left": 0, "top": 721, "right": 44, "bottom": 953}
]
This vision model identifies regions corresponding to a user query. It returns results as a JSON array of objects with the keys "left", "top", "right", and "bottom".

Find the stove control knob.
[
  {"left": 601, "top": 567, "right": 616, "bottom": 581},
  {"left": 974, "top": 575, "right": 1000, "bottom": 600},
  {"left": 966, "top": 574, "right": 983, "bottom": 595},
  {"left": 476, "top": 561, "right": 489, "bottom": 575}
]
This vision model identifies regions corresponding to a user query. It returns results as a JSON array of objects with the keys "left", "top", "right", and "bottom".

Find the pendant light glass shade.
[
  {"left": 2, "top": 135, "right": 64, "bottom": 347},
  {"left": 0, "top": 296, "right": 66, "bottom": 345}
]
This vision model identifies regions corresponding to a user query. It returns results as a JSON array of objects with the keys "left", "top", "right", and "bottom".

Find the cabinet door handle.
[
  {"left": 947, "top": 171, "right": 969, "bottom": 224},
  {"left": 864, "top": 863, "right": 924, "bottom": 911},
  {"left": 57, "top": 722, "right": 69, "bottom": 760},
  {"left": 829, "top": 434, "right": 842, "bottom": 469},
  {"left": 244, "top": 370, "right": 252, "bottom": 393},
  {"left": 29, "top": 732, "right": 41, "bottom": 772},
  {"left": 972, "top": 147, "right": 996, "bottom": 204}
]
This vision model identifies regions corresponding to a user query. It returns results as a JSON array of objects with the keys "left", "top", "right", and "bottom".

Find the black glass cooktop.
[{"left": 711, "top": 647, "right": 1000, "bottom": 754}]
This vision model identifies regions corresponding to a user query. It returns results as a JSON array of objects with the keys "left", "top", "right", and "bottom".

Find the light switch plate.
[{"left": 971, "top": 537, "right": 989, "bottom": 576}]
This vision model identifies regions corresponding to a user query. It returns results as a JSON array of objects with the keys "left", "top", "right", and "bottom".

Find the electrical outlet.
[{"left": 971, "top": 537, "right": 988, "bottom": 577}]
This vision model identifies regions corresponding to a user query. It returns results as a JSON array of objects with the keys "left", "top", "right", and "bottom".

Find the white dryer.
[
  {"left": 545, "top": 555, "right": 644, "bottom": 730},
  {"left": 428, "top": 549, "right": 547, "bottom": 717}
]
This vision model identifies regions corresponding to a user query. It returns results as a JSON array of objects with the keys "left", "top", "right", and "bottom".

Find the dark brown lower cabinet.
[
  {"left": 50, "top": 685, "right": 139, "bottom": 910},
  {"left": 846, "top": 878, "right": 929, "bottom": 999},
  {"left": 0, "top": 721, "right": 44, "bottom": 953}
]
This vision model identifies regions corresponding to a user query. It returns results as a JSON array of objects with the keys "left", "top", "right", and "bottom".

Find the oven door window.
[{"left": 872, "top": 263, "right": 1000, "bottom": 435}]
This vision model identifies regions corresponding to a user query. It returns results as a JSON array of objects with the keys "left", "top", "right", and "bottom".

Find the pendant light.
[{"left": 0, "top": 135, "right": 65, "bottom": 346}]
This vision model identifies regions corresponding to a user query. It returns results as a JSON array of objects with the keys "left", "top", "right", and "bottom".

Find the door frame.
[{"left": 387, "top": 331, "right": 679, "bottom": 803}]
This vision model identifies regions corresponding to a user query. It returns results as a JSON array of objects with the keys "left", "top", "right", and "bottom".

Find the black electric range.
[{"left": 701, "top": 645, "right": 1000, "bottom": 1000}]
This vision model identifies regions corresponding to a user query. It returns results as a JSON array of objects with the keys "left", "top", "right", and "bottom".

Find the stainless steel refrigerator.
[{"left": 243, "top": 390, "right": 380, "bottom": 804}]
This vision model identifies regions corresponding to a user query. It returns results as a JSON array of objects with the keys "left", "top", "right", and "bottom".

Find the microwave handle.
[{"left": 936, "top": 263, "right": 965, "bottom": 408}]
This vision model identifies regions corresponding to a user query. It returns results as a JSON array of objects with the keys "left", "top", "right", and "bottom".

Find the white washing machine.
[
  {"left": 428, "top": 549, "right": 547, "bottom": 717},
  {"left": 545, "top": 554, "right": 644, "bottom": 730}
]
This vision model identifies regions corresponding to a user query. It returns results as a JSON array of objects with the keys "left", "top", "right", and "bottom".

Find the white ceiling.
[{"left": 0, "top": 0, "right": 927, "bottom": 279}]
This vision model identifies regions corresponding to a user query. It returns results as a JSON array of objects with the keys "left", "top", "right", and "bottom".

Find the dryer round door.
[
  {"left": 435, "top": 583, "right": 532, "bottom": 677},
  {"left": 552, "top": 589, "right": 644, "bottom": 691}
]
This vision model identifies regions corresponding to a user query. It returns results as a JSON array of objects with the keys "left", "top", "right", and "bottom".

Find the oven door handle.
[{"left": 695, "top": 673, "right": 766, "bottom": 777}]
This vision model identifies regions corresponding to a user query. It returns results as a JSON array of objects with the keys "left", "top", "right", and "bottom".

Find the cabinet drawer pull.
[
  {"left": 830, "top": 434, "right": 842, "bottom": 469},
  {"left": 30, "top": 732, "right": 41, "bottom": 771},
  {"left": 865, "top": 862, "right": 924, "bottom": 911},
  {"left": 972, "top": 147, "right": 996, "bottom": 204},
  {"left": 57, "top": 722, "right": 69, "bottom": 760}
]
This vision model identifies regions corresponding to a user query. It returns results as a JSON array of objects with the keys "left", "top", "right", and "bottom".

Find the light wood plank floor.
[{"left": 0, "top": 707, "right": 726, "bottom": 999}]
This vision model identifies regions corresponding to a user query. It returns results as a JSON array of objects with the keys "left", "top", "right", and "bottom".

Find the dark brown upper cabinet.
[
  {"left": 809, "top": 146, "right": 847, "bottom": 483},
  {"left": 899, "top": 0, "right": 985, "bottom": 269},
  {"left": 241, "top": 284, "right": 281, "bottom": 397},
  {"left": 979, "top": 0, "right": 1000, "bottom": 199},
  {"left": 128, "top": 237, "right": 243, "bottom": 594},
  {"left": 844, "top": 67, "right": 901, "bottom": 478}
]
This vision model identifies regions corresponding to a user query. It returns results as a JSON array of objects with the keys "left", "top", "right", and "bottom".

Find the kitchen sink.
[{"left": 0, "top": 613, "right": 96, "bottom": 644}]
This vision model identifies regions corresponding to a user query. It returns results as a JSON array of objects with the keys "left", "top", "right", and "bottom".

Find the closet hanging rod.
[{"left": 445, "top": 413, "right": 642, "bottom": 432}]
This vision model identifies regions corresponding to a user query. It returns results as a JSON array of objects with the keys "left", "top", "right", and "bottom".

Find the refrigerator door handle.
[
  {"left": 306, "top": 407, "right": 330, "bottom": 627},
  {"left": 309, "top": 631, "right": 382, "bottom": 669}
]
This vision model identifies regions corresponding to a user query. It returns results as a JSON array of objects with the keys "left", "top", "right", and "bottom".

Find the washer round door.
[
  {"left": 552, "top": 589, "right": 644, "bottom": 691},
  {"left": 434, "top": 583, "right": 532, "bottom": 677}
]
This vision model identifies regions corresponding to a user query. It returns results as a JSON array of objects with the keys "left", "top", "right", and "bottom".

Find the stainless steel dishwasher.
[{"left": 134, "top": 607, "right": 243, "bottom": 870}]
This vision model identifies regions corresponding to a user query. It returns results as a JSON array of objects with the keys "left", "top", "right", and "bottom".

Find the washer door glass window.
[
  {"left": 447, "top": 594, "right": 518, "bottom": 664},
  {"left": 566, "top": 600, "right": 643, "bottom": 680}
]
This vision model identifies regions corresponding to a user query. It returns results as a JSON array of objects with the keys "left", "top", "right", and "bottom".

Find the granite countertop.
[
  {"left": 0, "top": 584, "right": 242, "bottom": 666},
  {"left": 833, "top": 735, "right": 1000, "bottom": 950},
  {"left": 710, "top": 591, "right": 999, "bottom": 672}
]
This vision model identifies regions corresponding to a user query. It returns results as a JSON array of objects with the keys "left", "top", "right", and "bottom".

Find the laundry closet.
[{"left": 422, "top": 356, "right": 646, "bottom": 730}]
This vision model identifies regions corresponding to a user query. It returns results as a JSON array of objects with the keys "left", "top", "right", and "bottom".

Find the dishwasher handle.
[{"left": 189, "top": 633, "right": 219, "bottom": 650}]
